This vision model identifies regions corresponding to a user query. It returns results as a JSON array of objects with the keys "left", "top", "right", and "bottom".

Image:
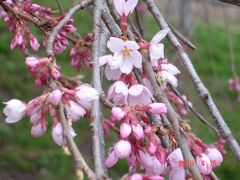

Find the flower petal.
[
  {"left": 150, "top": 28, "right": 169, "bottom": 45},
  {"left": 162, "top": 63, "right": 180, "bottom": 75},
  {"left": 120, "top": 58, "right": 133, "bottom": 74},
  {"left": 113, "top": 0, "right": 125, "bottom": 16},
  {"left": 99, "top": 55, "right": 112, "bottom": 66},
  {"left": 107, "top": 37, "right": 124, "bottom": 53},
  {"left": 105, "top": 65, "right": 122, "bottom": 81},
  {"left": 125, "top": 40, "right": 139, "bottom": 51},
  {"left": 150, "top": 43, "right": 164, "bottom": 60},
  {"left": 124, "top": 0, "right": 138, "bottom": 16}
]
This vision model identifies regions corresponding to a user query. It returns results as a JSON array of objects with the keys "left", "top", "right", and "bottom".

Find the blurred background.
[{"left": 0, "top": 0, "right": 240, "bottom": 179}]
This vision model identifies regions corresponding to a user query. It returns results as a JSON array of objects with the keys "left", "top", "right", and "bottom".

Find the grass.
[{"left": 0, "top": 1, "right": 240, "bottom": 179}]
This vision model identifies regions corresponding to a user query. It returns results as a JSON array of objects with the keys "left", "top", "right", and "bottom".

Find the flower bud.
[
  {"left": 206, "top": 148, "right": 223, "bottom": 167},
  {"left": 167, "top": 148, "right": 183, "bottom": 169},
  {"left": 148, "top": 142, "right": 157, "bottom": 155},
  {"left": 114, "top": 140, "right": 131, "bottom": 159},
  {"left": 196, "top": 153, "right": 212, "bottom": 175},
  {"left": 111, "top": 107, "right": 126, "bottom": 120},
  {"left": 105, "top": 150, "right": 118, "bottom": 168},
  {"left": 49, "top": 89, "right": 62, "bottom": 105},
  {"left": 148, "top": 103, "right": 167, "bottom": 114},
  {"left": 120, "top": 122, "right": 131, "bottom": 138},
  {"left": 25, "top": 57, "right": 39, "bottom": 68},
  {"left": 31, "top": 123, "right": 47, "bottom": 137},
  {"left": 131, "top": 124, "right": 144, "bottom": 140}
]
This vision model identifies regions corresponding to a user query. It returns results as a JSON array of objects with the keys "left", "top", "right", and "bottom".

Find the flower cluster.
[
  {"left": 0, "top": 0, "right": 75, "bottom": 53},
  {"left": 3, "top": 84, "right": 98, "bottom": 146}
]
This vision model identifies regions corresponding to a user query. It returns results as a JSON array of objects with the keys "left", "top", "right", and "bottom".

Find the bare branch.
[
  {"left": 144, "top": 0, "right": 240, "bottom": 163},
  {"left": 58, "top": 103, "right": 96, "bottom": 180},
  {"left": 90, "top": 0, "right": 107, "bottom": 178}
]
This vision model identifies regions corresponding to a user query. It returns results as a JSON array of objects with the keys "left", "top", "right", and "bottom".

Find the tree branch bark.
[
  {"left": 58, "top": 103, "right": 96, "bottom": 180},
  {"left": 90, "top": 0, "right": 107, "bottom": 178},
  {"left": 218, "top": 0, "right": 240, "bottom": 6}
]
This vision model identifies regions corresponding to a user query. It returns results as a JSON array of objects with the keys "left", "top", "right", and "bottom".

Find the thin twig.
[
  {"left": 144, "top": 0, "right": 240, "bottom": 163},
  {"left": 90, "top": 0, "right": 107, "bottom": 178},
  {"left": 169, "top": 85, "right": 219, "bottom": 135},
  {"left": 56, "top": 0, "right": 65, "bottom": 14},
  {"left": 58, "top": 103, "right": 96, "bottom": 180}
]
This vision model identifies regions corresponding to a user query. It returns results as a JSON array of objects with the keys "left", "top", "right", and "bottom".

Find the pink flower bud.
[
  {"left": 144, "top": 126, "right": 152, "bottom": 135},
  {"left": 131, "top": 124, "right": 144, "bottom": 140},
  {"left": 52, "top": 122, "right": 76, "bottom": 146},
  {"left": 148, "top": 103, "right": 167, "bottom": 114},
  {"left": 31, "top": 123, "right": 47, "bottom": 137},
  {"left": 114, "top": 140, "right": 131, "bottom": 159},
  {"left": 51, "top": 68, "right": 61, "bottom": 79},
  {"left": 105, "top": 150, "right": 118, "bottom": 168},
  {"left": 111, "top": 107, "right": 126, "bottom": 120},
  {"left": 167, "top": 148, "right": 183, "bottom": 168},
  {"left": 49, "top": 89, "right": 62, "bottom": 105},
  {"left": 148, "top": 142, "right": 157, "bottom": 155},
  {"left": 120, "top": 122, "right": 131, "bottom": 138},
  {"left": 196, "top": 153, "right": 212, "bottom": 175},
  {"left": 29, "top": 4, "right": 41, "bottom": 11},
  {"left": 30, "top": 36, "right": 40, "bottom": 51},
  {"left": 25, "top": 57, "right": 39, "bottom": 68},
  {"left": 206, "top": 148, "right": 223, "bottom": 167}
]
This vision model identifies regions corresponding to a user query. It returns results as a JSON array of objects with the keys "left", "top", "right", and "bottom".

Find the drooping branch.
[
  {"left": 58, "top": 103, "right": 96, "bottom": 180},
  {"left": 90, "top": 0, "right": 107, "bottom": 178},
  {"left": 144, "top": 0, "right": 240, "bottom": 163},
  {"left": 143, "top": 59, "right": 203, "bottom": 180}
]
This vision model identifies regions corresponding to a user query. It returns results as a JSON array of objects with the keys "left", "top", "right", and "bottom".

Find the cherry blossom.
[
  {"left": 206, "top": 148, "right": 223, "bottom": 167},
  {"left": 3, "top": 99, "right": 27, "bottom": 123},
  {"left": 196, "top": 153, "right": 212, "bottom": 175},
  {"left": 149, "top": 29, "right": 169, "bottom": 66},
  {"left": 100, "top": 37, "right": 142, "bottom": 74}
]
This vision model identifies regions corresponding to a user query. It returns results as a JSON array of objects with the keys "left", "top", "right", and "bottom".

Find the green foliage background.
[{"left": 0, "top": 1, "right": 240, "bottom": 179}]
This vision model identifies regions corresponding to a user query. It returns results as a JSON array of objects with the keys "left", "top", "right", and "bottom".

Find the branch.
[
  {"left": 90, "top": 0, "right": 107, "bottom": 178},
  {"left": 143, "top": 59, "right": 203, "bottom": 179},
  {"left": 58, "top": 103, "right": 96, "bottom": 180},
  {"left": 144, "top": 0, "right": 240, "bottom": 163},
  {"left": 218, "top": 0, "right": 240, "bottom": 6},
  {"left": 169, "top": 85, "right": 219, "bottom": 135},
  {"left": 46, "top": 0, "right": 93, "bottom": 56}
]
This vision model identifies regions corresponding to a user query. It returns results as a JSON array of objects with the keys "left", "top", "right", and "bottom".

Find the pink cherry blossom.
[
  {"left": 99, "top": 55, "right": 121, "bottom": 81},
  {"left": 147, "top": 103, "right": 167, "bottom": 114},
  {"left": 3, "top": 99, "right": 26, "bottom": 123},
  {"left": 49, "top": 89, "right": 62, "bottom": 105},
  {"left": 157, "top": 61, "right": 180, "bottom": 87},
  {"left": 206, "top": 148, "right": 223, "bottom": 167},
  {"left": 75, "top": 84, "right": 99, "bottom": 110},
  {"left": 111, "top": 107, "right": 126, "bottom": 120},
  {"left": 167, "top": 148, "right": 183, "bottom": 169},
  {"left": 114, "top": 140, "right": 132, "bottom": 159},
  {"left": 113, "top": 0, "right": 138, "bottom": 17},
  {"left": 102, "top": 37, "right": 142, "bottom": 74},
  {"left": 128, "top": 84, "right": 152, "bottom": 105},
  {"left": 67, "top": 100, "right": 86, "bottom": 121},
  {"left": 149, "top": 29, "right": 169, "bottom": 66},
  {"left": 107, "top": 81, "right": 128, "bottom": 105},
  {"left": 148, "top": 142, "right": 157, "bottom": 155},
  {"left": 120, "top": 122, "right": 132, "bottom": 138},
  {"left": 196, "top": 153, "right": 212, "bottom": 175},
  {"left": 25, "top": 56, "right": 39, "bottom": 68}
]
